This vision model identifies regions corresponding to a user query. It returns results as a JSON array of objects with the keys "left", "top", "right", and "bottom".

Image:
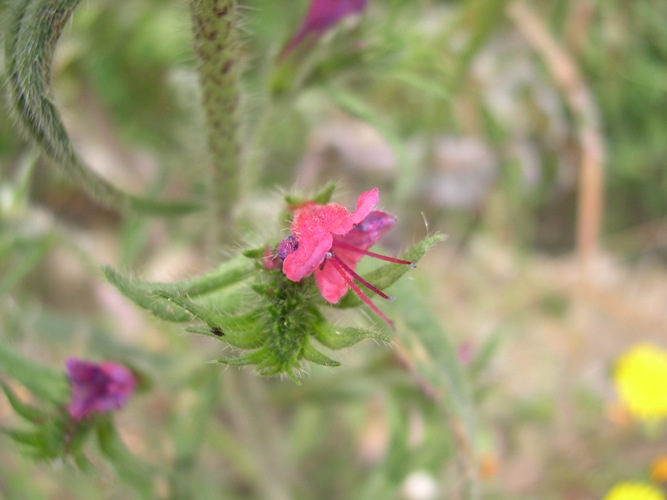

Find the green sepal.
[
  {"left": 284, "top": 183, "right": 336, "bottom": 207},
  {"left": 314, "top": 325, "right": 390, "bottom": 350},
  {"left": 301, "top": 341, "right": 340, "bottom": 368},
  {"left": 334, "top": 233, "right": 445, "bottom": 309},
  {"left": 0, "top": 382, "right": 46, "bottom": 422},
  {"left": 243, "top": 246, "right": 267, "bottom": 259}
]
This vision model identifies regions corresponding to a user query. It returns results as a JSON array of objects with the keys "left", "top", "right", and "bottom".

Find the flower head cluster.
[
  {"left": 282, "top": 0, "right": 368, "bottom": 58},
  {"left": 276, "top": 188, "right": 413, "bottom": 326},
  {"left": 614, "top": 343, "right": 667, "bottom": 421},
  {"left": 66, "top": 358, "right": 136, "bottom": 421}
]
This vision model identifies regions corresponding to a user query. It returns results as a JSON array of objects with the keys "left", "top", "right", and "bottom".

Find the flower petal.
[
  {"left": 283, "top": 230, "right": 332, "bottom": 281},
  {"left": 283, "top": 0, "right": 368, "bottom": 57},
  {"left": 66, "top": 358, "right": 136, "bottom": 421},
  {"left": 338, "top": 210, "right": 396, "bottom": 250},
  {"left": 347, "top": 188, "right": 379, "bottom": 226},
  {"left": 315, "top": 260, "right": 348, "bottom": 303}
]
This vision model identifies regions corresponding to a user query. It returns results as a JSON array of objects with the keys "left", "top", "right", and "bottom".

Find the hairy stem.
[{"left": 190, "top": 0, "right": 241, "bottom": 241}]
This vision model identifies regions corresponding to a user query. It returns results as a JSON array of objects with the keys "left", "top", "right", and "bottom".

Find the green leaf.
[
  {"left": 4, "top": 0, "right": 199, "bottom": 216},
  {"left": 0, "top": 382, "right": 46, "bottom": 422},
  {"left": 469, "top": 328, "right": 507, "bottom": 379},
  {"left": 96, "top": 417, "right": 156, "bottom": 497},
  {"left": 168, "top": 368, "right": 220, "bottom": 498},
  {"left": 156, "top": 291, "right": 267, "bottom": 349},
  {"left": 0, "top": 234, "right": 56, "bottom": 297},
  {"left": 301, "top": 341, "right": 340, "bottom": 368},
  {"left": 314, "top": 324, "right": 390, "bottom": 350},
  {"left": 217, "top": 347, "right": 270, "bottom": 367},
  {"left": 103, "top": 267, "right": 193, "bottom": 323},
  {"left": 391, "top": 278, "right": 479, "bottom": 495},
  {"left": 1, "top": 428, "right": 43, "bottom": 447},
  {"left": 0, "top": 341, "right": 68, "bottom": 402},
  {"left": 103, "top": 256, "right": 254, "bottom": 322},
  {"left": 186, "top": 312, "right": 267, "bottom": 349},
  {"left": 335, "top": 233, "right": 445, "bottom": 309}
]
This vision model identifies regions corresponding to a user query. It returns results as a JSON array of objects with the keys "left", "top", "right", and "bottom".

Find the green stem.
[
  {"left": 190, "top": 0, "right": 242, "bottom": 241},
  {"left": 188, "top": 5, "right": 291, "bottom": 498},
  {"left": 223, "top": 372, "right": 292, "bottom": 500}
]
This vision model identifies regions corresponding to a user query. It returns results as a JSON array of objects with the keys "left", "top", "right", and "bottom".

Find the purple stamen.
[
  {"left": 331, "top": 240, "right": 415, "bottom": 267},
  {"left": 327, "top": 257, "right": 395, "bottom": 328},
  {"left": 330, "top": 254, "right": 394, "bottom": 301}
]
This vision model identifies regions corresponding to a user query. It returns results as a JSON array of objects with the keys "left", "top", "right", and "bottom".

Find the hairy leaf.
[
  {"left": 335, "top": 233, "right": 445, "bottom": 309},
  {"left": 302, "top": 341, "right": 340, "bottom": 368},
  {"left": 103, "top": 257, "right": 254, "bottom": 322},
  {"left": 0, "top": 382, "right": 46, "bottom": 422},
  {"left": 314, "top": 324, "right": 390, "bottom": 350},
  {"left": 0, "top": 341, "right": 68, "bottom": 402},
  {"left": 4, "top": 0, "right": 199, "bottom": 215}
]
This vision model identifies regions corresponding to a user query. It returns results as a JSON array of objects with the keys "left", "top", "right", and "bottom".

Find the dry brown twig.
[{"left": 507, "top": 2, "right": 605, "bottom": 283}]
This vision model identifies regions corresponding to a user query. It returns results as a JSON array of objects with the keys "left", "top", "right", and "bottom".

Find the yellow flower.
[
  {"left": 603, "top": 482, "right": 665, "bottom": 500},
  {"left": 614, "top": 344, "right": 667, "bottom": 421}
]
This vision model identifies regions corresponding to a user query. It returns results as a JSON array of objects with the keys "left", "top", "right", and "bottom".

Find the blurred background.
[{"left": 1, "top": 0, "right": 666, "bottom": 498}]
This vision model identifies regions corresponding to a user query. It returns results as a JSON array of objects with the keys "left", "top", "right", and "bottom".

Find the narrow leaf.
[
  {"left": 186, "top": 311, "right": 267, "bottom": 349},
  {"left": 217, "top": 348, "right": 270, "bottom": 367},
  {"left": 103, "top": 257, "right": 254, "bottom": 322},
  {"left": 0, "top": 382, "right": 46, "bottom": 422},
  {"left": 0, "top": 341, "right": 68, "bottom": 402},
  {"left": 102, "top": 268, "right": 193, "bottom": 323},
  {"left": 335, "top": 233, "right": 445, "bottom": 309},
  {"left": 4, "top": 0, "right": 199, "bottom": 216},
  {"left": 314, "top": 324, "right": 390, "bottom": 350},
  {"left": 301, "top": 341, "right": 340, "bottom": 368},
  {"left": 96, "top": 418, "right": 156, "bottom": 497},
  {"left": 0, "top": 234, "right": 55, "bottom": 296}
]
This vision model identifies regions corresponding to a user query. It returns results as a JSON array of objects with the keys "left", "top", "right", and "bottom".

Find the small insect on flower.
[
  {"left": 66, "top": 358, "right": 136, "bottom": 421},
  {"left": 277, "top": 188, "right": 413, "bottom": 327}
]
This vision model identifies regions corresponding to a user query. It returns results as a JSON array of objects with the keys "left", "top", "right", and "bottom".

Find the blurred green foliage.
[{"left": 1, "top": 0, "right": 666, "bottom": 498}]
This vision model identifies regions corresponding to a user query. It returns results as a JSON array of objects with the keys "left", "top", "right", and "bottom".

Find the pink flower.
[
  {"left": 282, "top": 0, "right": 368, "bottom": 58},
  {"left": 280, "top": 188, "right": 413, "bottom": 326},
  {"left": 65, "top": 358, "right": 136, "bottom": 421}
]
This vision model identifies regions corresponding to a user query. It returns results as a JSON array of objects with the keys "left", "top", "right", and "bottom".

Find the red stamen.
[
  {"left": 332, "top": 240, "right": 416, "bottom": 268},
  {"left": 331, "top": 255, "right": 394, "bottom": 301},
  {"left": 328, "top": 257, "right": 395, "bottom": 328}
]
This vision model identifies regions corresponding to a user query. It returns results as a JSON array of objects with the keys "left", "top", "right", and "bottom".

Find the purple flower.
[
  {"left": 282, "top": 0, "right": 368, "bottom": 58},
  {"left": 66, "top": 358, "right": 136, "bottom": 421}
]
